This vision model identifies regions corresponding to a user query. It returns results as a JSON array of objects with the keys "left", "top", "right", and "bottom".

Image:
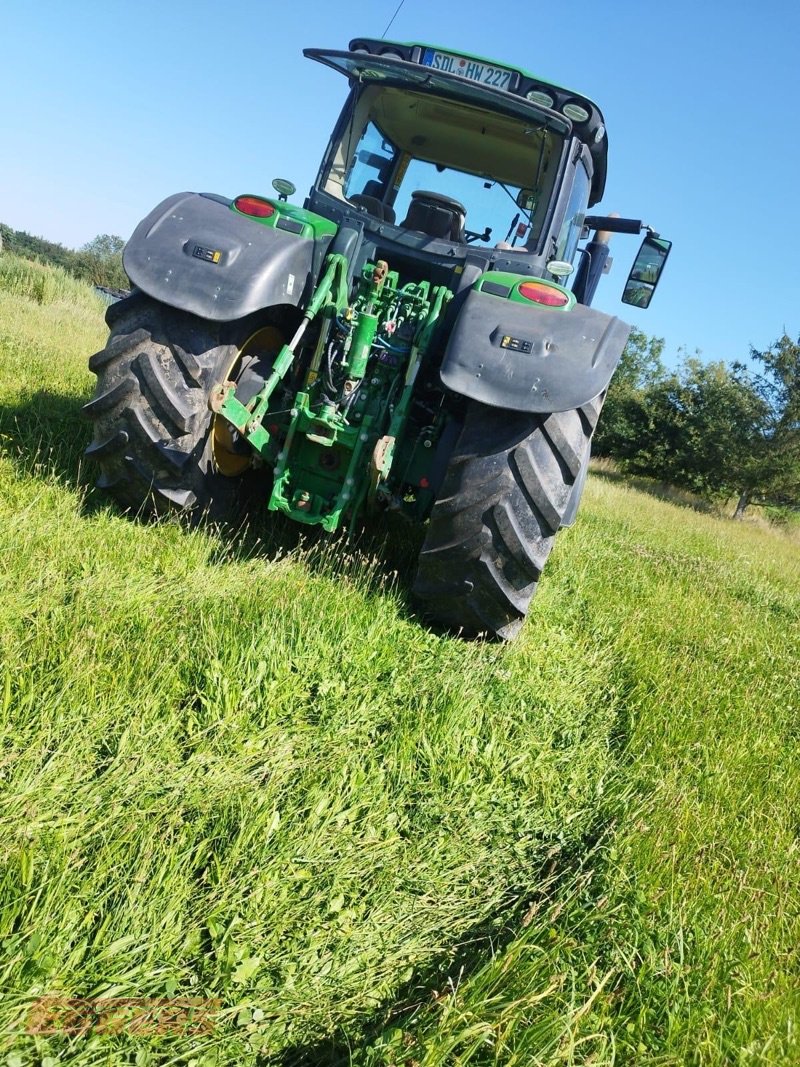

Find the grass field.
[{"left": 1, "top": 268, "right": 798, "bottom": 1065}]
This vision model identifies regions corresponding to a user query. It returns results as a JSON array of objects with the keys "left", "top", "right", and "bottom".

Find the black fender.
[
  {"left": 440, "top": 288, "right": 630, "bottom": 413},
  {"left": 122, "top": 192, "right": 330, "bottom": 322}
]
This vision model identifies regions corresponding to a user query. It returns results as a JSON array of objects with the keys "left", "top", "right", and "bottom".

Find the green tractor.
[{"left": 83, "top": 39, "right": 670, "bottom": 639}]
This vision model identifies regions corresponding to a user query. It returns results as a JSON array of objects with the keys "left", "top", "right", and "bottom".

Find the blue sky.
[{"left": 1, "top": 0, "right": 798, "bottom": 366}]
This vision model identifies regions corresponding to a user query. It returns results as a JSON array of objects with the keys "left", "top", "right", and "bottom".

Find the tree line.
[
  {"left": 594, "top": 329, "right": 800, "bottom": 518},
  {"left": 0, "top": 223, "right": 127, "bottom": 291}
]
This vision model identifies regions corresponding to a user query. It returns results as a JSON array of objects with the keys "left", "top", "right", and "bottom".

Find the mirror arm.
[
  {"left": 584, "top": 215, "right": 646, "bottom": 235},
  {"left": 584, "top": 216, "right": 661, "bottom": 238}
]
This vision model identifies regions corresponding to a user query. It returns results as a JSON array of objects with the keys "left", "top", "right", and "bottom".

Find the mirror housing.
[
  {"left": 272, "top": 177, "right": 297, "bottom": 202},
  {"left": 621, "top": 234, "right": 671, "bottom": 308}
]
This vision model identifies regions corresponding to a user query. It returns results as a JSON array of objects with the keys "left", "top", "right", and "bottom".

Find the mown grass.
[
  {"left": 0, "top": 276, "right": 798, "bottom": 1065},
  {"left": 354, "top": 488, "right": 800, "bottom": 1065}
]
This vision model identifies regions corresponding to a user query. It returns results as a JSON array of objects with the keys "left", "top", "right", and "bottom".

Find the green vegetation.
[
  {"left": 0, "top": 253, "right": 108, "bottom": 312},
  {"left": 0, "top": 223, "right": 127, "bottom": 290},
  {"left": 595, "top": 329, "right": 800, "bottom": 517},
  {"left": 1, "top": 269, "right": 799, "bottom": 1064}
]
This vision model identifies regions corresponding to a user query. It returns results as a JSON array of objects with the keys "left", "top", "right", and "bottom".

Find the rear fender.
[
  {"left": 440, "top": 284, "right": 630, "bottom": 413},
  {"left": 123, "top": 192, "right": 333, "bottom": 322}
]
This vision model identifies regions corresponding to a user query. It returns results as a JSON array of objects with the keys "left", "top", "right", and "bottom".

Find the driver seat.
[
  {"left": 400, "top": 195, "right": 465, "bottom": 241},
  {"left": 348, "top": 180, "right": 397, "bottom": 225}
]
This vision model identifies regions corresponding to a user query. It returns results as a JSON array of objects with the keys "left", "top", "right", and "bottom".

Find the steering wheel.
[
  {"left": 409, "top": 190, "right": 467, "bottom": 216},
  {"left": 464, "top": 227, "right": 493, "bottom": 244}
]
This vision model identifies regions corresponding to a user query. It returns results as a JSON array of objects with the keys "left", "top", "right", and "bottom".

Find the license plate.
[{"left": 421, "top": 49, "right": 514, "bottom": 92}]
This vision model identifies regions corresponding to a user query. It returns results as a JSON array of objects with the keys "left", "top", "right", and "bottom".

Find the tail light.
[
  {"left": 517, "top": 280, "right": 569, "bottom": 307},
  {"left": 234, "top": 195, "right": 276, "bottom": 219}
]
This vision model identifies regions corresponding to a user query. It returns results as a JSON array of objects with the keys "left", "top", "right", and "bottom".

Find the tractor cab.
[{"left": 304, "top": 40, "right": 667, "bottom": 308}]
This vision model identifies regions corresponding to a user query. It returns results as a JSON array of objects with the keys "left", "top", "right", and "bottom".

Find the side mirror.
[
  {"left": 621, "top": 234, "right": 671, "bottom": 308},
  {"left": 516, "top": 188, "right": 537, "bottom": 212}
]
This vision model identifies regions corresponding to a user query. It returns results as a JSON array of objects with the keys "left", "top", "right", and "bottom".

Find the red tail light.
[
  {"left": 234, "top": 195, "right": 276, "bottom": 219},
  {"left": 517, "top": 281, "right": 569, "bottom": 307}
]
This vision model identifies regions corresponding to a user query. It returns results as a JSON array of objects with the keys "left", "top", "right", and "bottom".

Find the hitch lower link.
[{"left": 209, "top": 252, "right": 350, "bottom": 455}]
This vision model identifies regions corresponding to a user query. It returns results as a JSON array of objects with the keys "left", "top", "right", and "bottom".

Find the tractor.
[{"left": 83, "top": 38, "right": 670, "bottom": 639}]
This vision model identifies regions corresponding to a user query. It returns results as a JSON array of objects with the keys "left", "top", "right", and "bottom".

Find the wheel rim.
[{"left": 211, "top": 325, "right": 284, "bottom": 476}]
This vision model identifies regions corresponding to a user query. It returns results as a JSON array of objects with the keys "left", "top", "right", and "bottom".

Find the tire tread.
[
  {"left": 413, "top": 398, "right": 601, "bottom": 639},
  {"left": 82, "top": 294, "right": 238, "bottom": 518}
]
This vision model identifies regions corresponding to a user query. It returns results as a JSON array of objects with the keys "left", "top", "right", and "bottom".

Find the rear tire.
[
  {"left": 82, "top": 293, "right": 244, "bottom": 519},
  {"left": 413, "top": 397, "right": 603, "bottom": 640}
]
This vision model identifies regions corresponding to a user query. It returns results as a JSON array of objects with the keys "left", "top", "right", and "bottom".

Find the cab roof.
[{"left": 305, "top": 38, "right": 608, "bottom": 205}]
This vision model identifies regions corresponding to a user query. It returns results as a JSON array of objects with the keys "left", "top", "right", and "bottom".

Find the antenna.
[{"left": 381, "top": 0, "right": 406, "bottom": 38}]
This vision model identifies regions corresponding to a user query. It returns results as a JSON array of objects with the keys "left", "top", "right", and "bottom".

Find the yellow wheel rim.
[{"left": 211, "top": 325, "right": 284, "bottom": 476}]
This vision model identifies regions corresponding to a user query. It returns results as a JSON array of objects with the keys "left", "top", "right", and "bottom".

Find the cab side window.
[
  {"left": 556, "top": 162, "right": 590, "bottom": 263},
  {"left": 343, "top": 122, "right": 396, "bottom": 198}
]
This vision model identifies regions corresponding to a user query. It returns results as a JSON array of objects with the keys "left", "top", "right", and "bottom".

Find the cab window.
[
  {"left": 324, "top": 85, "right": 565, "bottom": 250},
  {"left": 556, "top": 161, "right": 590, "bottom": 262},
  {"left": 343, "top": 122, "right": 396, "bottom": 198}
]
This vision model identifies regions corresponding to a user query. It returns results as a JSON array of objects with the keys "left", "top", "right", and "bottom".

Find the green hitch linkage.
[
  {"left": 386, "top": 281, "right": 454, "bottom": 443},
  {"left": 211, "top": 252, "right": 350, "bottom": 454},
  {"left": 342, "top": 260, "right": 388, "bottom": 382}
]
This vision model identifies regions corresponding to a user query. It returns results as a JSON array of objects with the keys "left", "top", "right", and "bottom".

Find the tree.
[
  {"left": 595, "top": 328, "right": 799, "bottom": 516},
  {"left": 81, "top": 234, "right": 125, "bottom": 260},
  {"left": 730, "top": 335, "right": 800, "bottom": 516},
  {"left": 596, "top": 340, "right": 772, "bottom": 502},
  {"left": 74, "top": 233, "right": 127, "bottom": 289},
  {"left": 643, "top": 358, "right": 768, "bottom": 499},
  {"left": 593, "top": 328, "right": 665, "bottom": 459}
]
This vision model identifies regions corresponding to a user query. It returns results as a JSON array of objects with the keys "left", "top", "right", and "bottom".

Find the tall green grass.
[
  {"left": 0, "top": 252, "right": 105, "bottom": 312},
  {"left": 1, "top": 278, "right": 798, "bottom": 1065}
]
